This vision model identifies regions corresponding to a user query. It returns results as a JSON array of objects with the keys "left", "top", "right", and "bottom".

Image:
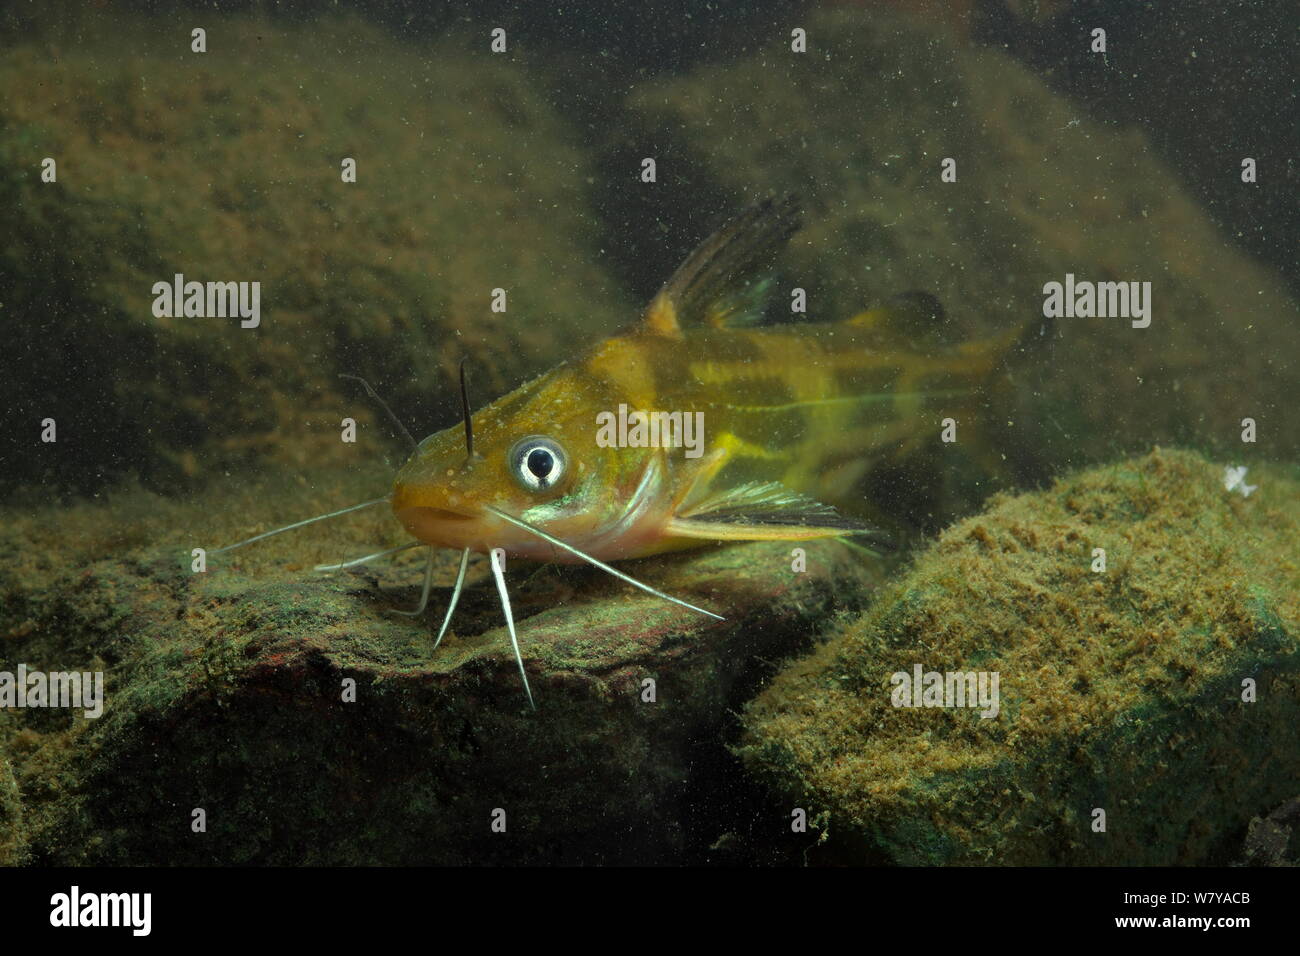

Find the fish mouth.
[
  {"left": 415, "top": 508, "right": 476, "bottom": 523},
  {"left": 390, "top": 484, "right": 478, "bottom": 523},
  {"left": 394, "top": 503, "right": 483, "bottom": 548}
]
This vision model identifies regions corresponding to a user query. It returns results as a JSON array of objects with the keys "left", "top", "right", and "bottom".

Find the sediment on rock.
[
  {"left": 0, "top": 471, "right": 885, "bottom": 864},
  {"left": 739, "top": 449, "right": 1300, "bottom": 866}
]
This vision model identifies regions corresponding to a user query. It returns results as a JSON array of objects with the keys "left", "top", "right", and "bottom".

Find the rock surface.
[
  {"left": 614, "top": 9, "right": 1300, "bottom": 513},
  {"left": 2, "top": 8, "right": 1297, "bottom": 868},
  {"left": 0, "top": 472, "right": 884, "bottom": 864},
  {"left": 0, "top": 15, "right": 631, "bottom": 495},
  {"left": 739, "top": 449, "right": 1300, "bottom": 865}
]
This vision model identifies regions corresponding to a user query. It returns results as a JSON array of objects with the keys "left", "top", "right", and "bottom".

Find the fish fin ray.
[
  {"left": 845, "top": 291, "right": 954, "bottom": 345},
  {"left": 671, "top": 480, "right": 885, "bottom": 543},
  {"left": 642, "top": 194, "right": 801, "bottom": 336},
  {"left": 664, "top": 517, "right": 876, "bottom": 543}
]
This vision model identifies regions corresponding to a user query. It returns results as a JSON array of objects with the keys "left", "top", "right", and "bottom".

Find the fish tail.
[{"left": 852, "top": 295, "right": 1054, "bottom": 482}]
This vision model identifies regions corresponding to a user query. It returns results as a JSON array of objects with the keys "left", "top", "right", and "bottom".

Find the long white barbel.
[
  {"left": 484, "top": 506, "right": 724, "bottom": 621},
  {"left": 489, "top": 547, "right": 536, "bottom": 711},
  {"left": 211, "top": 496, "right": 391, "bottom": 554},
  {"left": 314, "top": 541, "right": 422, "bottom": 572}
]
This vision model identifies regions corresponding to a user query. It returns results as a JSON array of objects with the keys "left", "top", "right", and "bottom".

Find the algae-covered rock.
[
  {"left": 0, "top": 471, "right": 883, "bottom": 864},
  {"left": 0, "top": 747, "right": 22, "bottom": 865},
  {"left": 0, "top": 13, "right": 631, "bottom": 493},
  {"left": 618, "top": 10, "right": 1299, "bottom": 490},
  {"left": 1239, "top": 795, "right": 1300, "bottom": 867},
  {"left": 738, "top": 449, "right": 1300, "bottom": 865}
]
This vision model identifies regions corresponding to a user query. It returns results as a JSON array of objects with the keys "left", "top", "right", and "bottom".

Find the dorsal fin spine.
[{"left": 641, "top": 194, "right": 802, "bottom": 336}]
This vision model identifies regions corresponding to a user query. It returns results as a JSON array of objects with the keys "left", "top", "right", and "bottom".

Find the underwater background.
[{"left": 0, "top": 0, "right": 1296, "bottom": 866}]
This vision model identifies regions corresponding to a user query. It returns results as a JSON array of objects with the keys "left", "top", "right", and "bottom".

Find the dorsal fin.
[{"left": 643, "top": 194, "right": 802, "bottom": 338}]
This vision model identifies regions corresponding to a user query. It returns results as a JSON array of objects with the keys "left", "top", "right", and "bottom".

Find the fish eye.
[{"left": 508, "top": 436, "right": 567, "bottom": 492}]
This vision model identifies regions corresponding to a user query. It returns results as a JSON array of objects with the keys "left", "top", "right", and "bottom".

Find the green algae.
[
  {"left": 738, "top": 449, "right": 1300, "bottom": 865},
  {"left": 0, "top": 13, "right": 632, "bottom": 494},
  {"left": 1240, "top": 795, "right": 1300, "bottom": 866},
  {"left": 0, "top": 466, "right": 886, "bottom": 864},
  {"left": 0, "top": 7, "right": 1295, "bottom": 869},
  {"left": 619, "top": 9, "right": 1300, "bottom": 491},
  {"left": 0, "top": 742, "right": 22, "bottom": 865}
]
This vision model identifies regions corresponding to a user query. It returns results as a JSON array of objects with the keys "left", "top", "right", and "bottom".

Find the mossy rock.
[
  {"left": 619, "top": 10, "right": 1299, "bottom": 491},
  {"left": 0, "top": 747, "right": 22, "bottom": 866},
  {"left": 0, "top": 469, "right": 885, "bottom": 864},
  {"left": 0, "top": 13, "right": 631, "bottom": 493},
  {"left": 738, "top": 448, "right": 1300, "bottom": 865}
]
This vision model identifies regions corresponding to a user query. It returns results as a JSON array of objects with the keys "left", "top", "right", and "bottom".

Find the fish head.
[{"left": 391, "top": 367, "right": 665, "bottom": 561}]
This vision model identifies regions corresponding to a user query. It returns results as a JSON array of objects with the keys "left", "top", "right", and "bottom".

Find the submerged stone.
[
  {"left": 0, "top": 471, "right": 884, "bottom": 864},
  {"left": 619, "top": 10, "right": 1300, "bottom": 517},
  {"left": 0, "top": 14, "right": 631, "bottom": 495},
  {"left": 0, "top": 750, "right": 21, "bottom": 866},
  {"left": 738, "top": 449, "right": 1300, "bottom": 865}
]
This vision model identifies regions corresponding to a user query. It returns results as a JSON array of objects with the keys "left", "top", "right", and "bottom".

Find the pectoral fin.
[{"left": 666, "top": 480, "right": 885, "bottom": 544}]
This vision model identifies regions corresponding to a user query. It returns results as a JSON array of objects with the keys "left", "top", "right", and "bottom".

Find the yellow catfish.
[{"left": 216, "top": 196, "right": 1027, "bottom": 708}]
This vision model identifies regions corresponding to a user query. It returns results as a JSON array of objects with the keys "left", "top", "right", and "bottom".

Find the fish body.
[
  {"left": 216, "top": 196, "right": 1032, "bottom": 708},
  {"left": 392, "top": 196, "right": 1024, "bottom": 563}
]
